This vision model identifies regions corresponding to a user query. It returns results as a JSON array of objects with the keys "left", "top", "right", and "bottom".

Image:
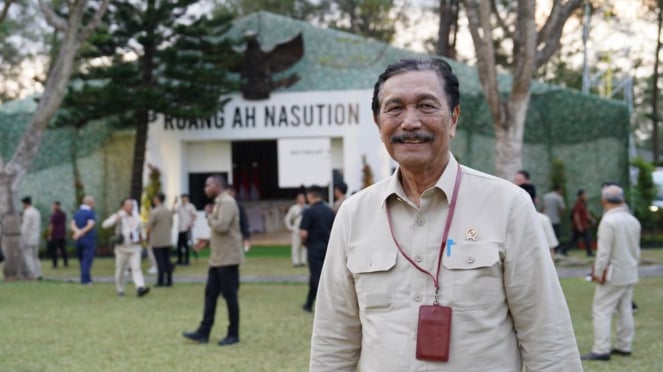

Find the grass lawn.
[{"left": 1, "top": 246, "right": 663, "bottom": 371}]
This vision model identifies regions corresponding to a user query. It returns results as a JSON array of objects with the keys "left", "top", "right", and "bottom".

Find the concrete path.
[{"left": 46, "top": 264, "right": 663, "bottom": 284}]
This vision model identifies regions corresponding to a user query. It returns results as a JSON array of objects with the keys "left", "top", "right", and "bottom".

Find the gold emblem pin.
[{"left": 465, "top": 228, "right": 478, "bottom": 241}]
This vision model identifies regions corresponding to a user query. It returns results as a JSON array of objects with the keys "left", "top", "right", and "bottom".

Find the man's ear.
[{"left": 452, "top": 105, "right": 460, "bottom": 126}]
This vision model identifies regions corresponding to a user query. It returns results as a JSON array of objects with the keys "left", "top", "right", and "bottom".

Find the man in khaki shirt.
[
  {"left": 310, "top": 58, "right": 582, "bottom": 371},
  {"left": 183, "top": 175, "right": 243, "bottom": 346},
  {"left": 146, "top": 193, "right": 174, "bottom": 287}
]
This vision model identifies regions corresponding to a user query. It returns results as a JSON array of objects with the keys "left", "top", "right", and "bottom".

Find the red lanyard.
[{"left": 385, "top": 166, "right": 462, "bottom": 303}]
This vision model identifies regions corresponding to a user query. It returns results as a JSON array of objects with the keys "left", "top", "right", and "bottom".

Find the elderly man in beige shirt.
[
  {"left": 581, "top": 184, "right": 640, "bottom": 361},
  {"left": 183, "top": 175, "right": 243, "bottom": 346},
  {"left": 310, "top": 58, "right": 582, "bottom": 371}
]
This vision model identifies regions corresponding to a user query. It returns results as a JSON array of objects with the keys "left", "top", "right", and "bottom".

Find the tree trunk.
[
  {"left": 0, "top": 175, "right": 28, "bottom": 279},
  {"left": 436, "top": 0, "right": 458, "bottom": 58},
  {"left": 652, "top": 3, "right": 662, "bottom": 164},
  {"left": 129, "top": 111, "right": 149, "bottom": 204},
  {"left": 1, "top": 0, "right": 110, "bottom": 279},
  {"left": 494, "top": 97, "right": 530, "bottom": 179}
]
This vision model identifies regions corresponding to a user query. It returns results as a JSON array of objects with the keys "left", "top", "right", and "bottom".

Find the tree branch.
[
  {"left": 490, "top": 0, "right": 514, "bottom": 39},
  {"left": 511, "top": 0, "right": 536, "bottom": 101},
  {"left": 78, "top": 0, "right": 112, "bottom": 42},
  {"left": 39, "top": 0, "right": 67, "bottom": 32},
  {"left": 0, "top": 0, "right": 15, "bottom": 24},
  {"left": 535, "top": 0, "right": 583, "bottom": 68},
  {"left": 462, "top": 0, "right": 503, "bottom": 126}
]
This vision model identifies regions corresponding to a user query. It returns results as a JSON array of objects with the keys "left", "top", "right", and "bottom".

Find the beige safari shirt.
[
  {"left": 207, "top": 191, "right": 244, "bottom": 267},
  {"left": 594, "top": 205, "right": 640, "bottom": 286},
  {"left": 147, "top": 205, "right": 173, "bottom": 248},
  {"left": 310, "top": 156, "right": 582, "bottom": 371}
]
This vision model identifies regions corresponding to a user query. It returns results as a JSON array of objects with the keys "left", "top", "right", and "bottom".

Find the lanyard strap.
[{"left": 386, "top": 166, "right": 462, "bottom": 302}]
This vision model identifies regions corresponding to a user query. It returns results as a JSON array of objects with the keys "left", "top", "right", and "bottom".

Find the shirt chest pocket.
[
  {"left": 346, "top": 248, "right": 397, "bottom": 312},
  {"left": 442, "top": 243, "right": 503, "bottom": 310}
]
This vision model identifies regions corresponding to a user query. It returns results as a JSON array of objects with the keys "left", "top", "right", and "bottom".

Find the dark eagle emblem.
[{"left": 231, "top": 31, "right": 304, "bottom": 100}]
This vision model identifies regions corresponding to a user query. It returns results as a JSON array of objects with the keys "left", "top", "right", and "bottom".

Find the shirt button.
[
  {"left": 414, "top": 255, "right": 423, "bottom": 262},
  {"left": 466, "top": 256, "right": 475, "bottom": 264},
  {"left": 414, "top": 295, "right": 422, "bottom": 302},
  {"left": 416, "top": 218, "right": 425, "bottom": 226}
]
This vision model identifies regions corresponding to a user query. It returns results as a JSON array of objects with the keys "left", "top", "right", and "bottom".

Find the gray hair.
[{"left": 602, "top": 185, "right": 624, "bottom": 204}]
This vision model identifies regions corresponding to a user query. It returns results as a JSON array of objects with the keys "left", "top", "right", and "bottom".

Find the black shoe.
[
  {"left": 218, "top": 336, "right": 239, "bottom": 346},
  {"left": 610, "top": 348, "right": 632, "bottom": 356},
  {"left": 302, "top": 304, "right": 313, "bottom": 313},
  {"left": 183, "top": 330, "right": 209, "bottom": 344},
  {"left": 137, "top": 287, "right": 150, "bottom": 297},
  {"left": 581, "top": 352, "right": 610, "bottom": 361}
]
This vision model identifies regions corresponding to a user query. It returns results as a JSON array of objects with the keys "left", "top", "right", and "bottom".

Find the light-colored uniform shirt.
[
  {"left": 21, "top": 206, "right": 41, "bottom": 246},
  {"left": 595, "top": 205, "right": 640, "bottom": 285},
  {"left": 176, "top": 203, "right": 197, "bottom": 232},
  {"left": 538, "top": 212, "right": 559, "bottom": 249},
  {"left": 207, "top": 191, "right": 244, "bottom": 267},
  {"left": 147, "top": 205, "right": 173, "bottom": 248},
  {"left": 284, "top": 203, "right": 305, "bottom": 235},
  {"left": 542, "top": 191, "right": 565, "bottom": 224},
  {"left": 311, "top": 156, "right": 581, "bottom": 371},
  {"left": 102, "top": 210, "right": 143, "bottom": 248}
]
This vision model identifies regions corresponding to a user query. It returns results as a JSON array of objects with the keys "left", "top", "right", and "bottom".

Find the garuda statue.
[{"left": 231, "top": 31, "right": 304, "bottom": 100}]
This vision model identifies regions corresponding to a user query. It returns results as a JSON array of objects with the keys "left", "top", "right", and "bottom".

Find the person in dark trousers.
[
  {"left": 47, "top": 201, "right": 68, "bottom": 268},
  {"left": 562, "top": 189, "right": 595, "bottom": 256},
  {"left": 172, "top": 194, "right": 197, "bottom": 265},
  {"left": 71, "top": 196, "right": 97, "bottom": 285},
  {"left": 183, "top": 175, "right": 244, "bottom": 346},
  {"left": 299, "top": 185, "right": 335, "bottom": 313},
  {"left": 146, "top": 193, "right": 174, "bottom": 287}
]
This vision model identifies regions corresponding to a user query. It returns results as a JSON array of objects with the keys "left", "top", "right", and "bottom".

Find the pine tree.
[{"left": 58, "top": 0, "right": 239, "bottom": 203}]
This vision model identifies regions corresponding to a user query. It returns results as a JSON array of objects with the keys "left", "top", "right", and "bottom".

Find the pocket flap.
[
  {"left": 442, "top": 243, "right": 500, "bottom": 270},
  {"left": 346, "top": 249, "right": 397, "bottom": 274}
]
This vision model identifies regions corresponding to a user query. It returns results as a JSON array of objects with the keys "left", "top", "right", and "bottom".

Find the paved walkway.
[{"left": 46, "top": 264, "right": 663, "bottom": 284}]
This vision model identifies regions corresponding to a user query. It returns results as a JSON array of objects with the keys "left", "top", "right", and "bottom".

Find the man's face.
[
  {"left": 122, "top": 200, "right": 133, "bottom": 214},
  {"left": 181, "top": 196, "right": 189, "bottom": 204},
  {"left": 52, "top": 203, "right": 59, "bottom": 212},
  {"left": 204, "top": 178, "right": 219, "bottom": 199},
  {"left": 296, "top": 194, "right": 306, "bottom": 205},
  {"left": 374, "top": 70, "right": 458, "bottom": 173},
  {"left": 306, "top": 192, "right": 317, "bottom": 204},
  {"left": 513, "top": 173, "right": 527, "bottom": 186}
]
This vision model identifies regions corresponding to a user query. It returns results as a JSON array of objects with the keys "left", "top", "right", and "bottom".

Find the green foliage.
[
  {"left": 55, "top": 0, "right": 240, "bottom": 200},
  {"left": 631, "top": 157, "right": 657, "bottom": 229},
  {"left": 215, "top": 0, "right": 318, "bottom": 20},
  {"left": 139, "top": 163, "right": 161, "bottom": 224},
  {"left": 550, "top": 158, "right": 567, "bottom": 198}
]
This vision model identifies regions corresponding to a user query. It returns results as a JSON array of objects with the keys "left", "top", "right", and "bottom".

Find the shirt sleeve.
[
  {"left": 207, "top": 199, "right": 236, "bottom": 233},
  {"left": 594, "top": 219, "right": 613, "bottom": 278},
  {"left": 310, "top": 206, "right": 362, "bottom": 370},
  {"left": 299, "top": 209, "right": 311, "bottom": 232},
  {"left": 503, "top": 192, "right": 582, "bottom": 370}
]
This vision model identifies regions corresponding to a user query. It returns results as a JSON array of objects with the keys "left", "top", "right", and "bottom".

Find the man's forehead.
[{"left": 380, "top": 71, "right": 445, "bottom": 99}]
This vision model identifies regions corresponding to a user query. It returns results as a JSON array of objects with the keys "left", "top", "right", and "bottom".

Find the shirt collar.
[
  {"left": 80, "top": 205, "right": 91, "bottom": 211},
  {"left": 604, "top": 204, "right": 629, "bottom": 215},
  {"left": 380, "top": 153, "right": 460, "bottom": 208}
]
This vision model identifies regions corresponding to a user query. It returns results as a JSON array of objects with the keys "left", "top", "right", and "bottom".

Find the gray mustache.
[{"left": 390, "top": 132, "right": 435, "bottom": 144}]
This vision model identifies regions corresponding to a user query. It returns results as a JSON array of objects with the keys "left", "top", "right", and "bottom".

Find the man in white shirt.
[
  {"left": 20, "top": 196, "right": 42, "bottom": 279},
  {"left": 284, "top": 192, "right": 307, "bottom": 267},
  {"left": 520, "top": 184, "right": 559, "bottom": 259},
  {"left": 581, "top": 184, "right": 640, "bottom": 361},
  {"left": 173, "top": 193, "right": 197, "bottom": 265},
  {"left": 542, "top": 185, "right": 566, "bottom": 242}
]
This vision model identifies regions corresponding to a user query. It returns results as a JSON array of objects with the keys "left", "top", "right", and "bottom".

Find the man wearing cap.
[
  {"left": 310, "top": 58, "right": 581, "bottom": 371},
  {"left": 21, "top": 196, "right": 42, "bottom": 279}
]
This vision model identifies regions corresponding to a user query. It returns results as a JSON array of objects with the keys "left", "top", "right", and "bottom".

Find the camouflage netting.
[
  {"left": 0, "top": 97, "right": 134, "bottom": 225},
  {"left": 0, "top": 11, "right": 630, "bottom": 225}
]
